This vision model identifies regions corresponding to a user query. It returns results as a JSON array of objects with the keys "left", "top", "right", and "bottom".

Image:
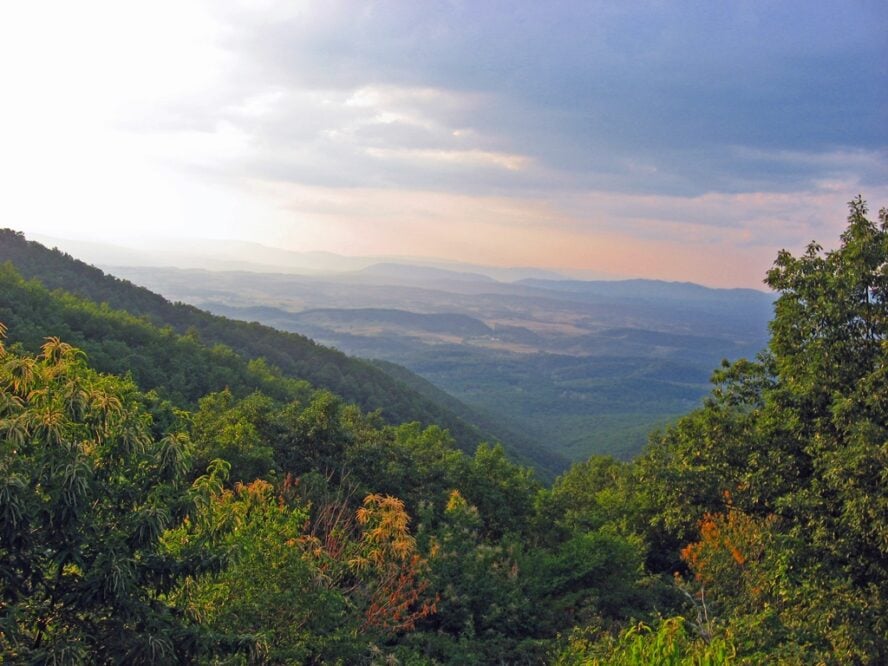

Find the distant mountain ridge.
[
  {"left": 92, "top": 260, "right": 775, "bottom": 461},
  {"left": 517, "top": 277, "right": 773, "bottom": 302},
  {"left": 0, "top": 229, "right": 568, "bottom": 476},
  {"left": 28, "top": 233, "right": 567, "bottom": 282},
  {"left": 11, "top": 229, "right": 776, "bottom": 463},
  {"left": 354, "top": 263, "right": 496, "bottom": 284}
]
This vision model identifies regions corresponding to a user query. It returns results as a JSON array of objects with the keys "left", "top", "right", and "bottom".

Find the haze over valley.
[{"left": 82, "top": 241, "right": 774, "bottom": 461}]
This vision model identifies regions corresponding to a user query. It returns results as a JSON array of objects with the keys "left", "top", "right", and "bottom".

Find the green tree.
[
  {"left": 462, "top": 443, "right": 540, "bottom": 539},
  {"left": 632, "top": 198, "right": 888, "bottom": 662},
  {"left": 189, "top": 389, "right": 278, "bottom": 483},
  {"left": 164, "top": 476, "right": 355, "bottom": 663},
  {"left": 554, "top": 617, "right": 736, "bottom": 666},
  {"left": 0, "top": 331, "right": 228, "bottom": 662},
  {"left": 765, "top": 197, "right": 888, "bottom": 589}
]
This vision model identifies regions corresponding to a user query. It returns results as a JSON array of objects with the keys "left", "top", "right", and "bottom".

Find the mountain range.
[
  {"left": 0, "top": 229, "right": 566, "bottom": 476},
  {"left": 96, "top": 250, "right": 773, "bottom": 460},
  {"left": 4, "top": 229, "right": 775, "bottom": 463}
]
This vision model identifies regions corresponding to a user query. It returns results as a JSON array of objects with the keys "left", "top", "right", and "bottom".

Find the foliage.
[
  {"left": 350, "top": 494, "right": 437, "bottom": 634},
  {"left": 0, "top": 332, "right": 229, "bottom": 663},
  {"left": 630, "top": 198, "right": 888, "bottom": 663},
  {"left": 164, "top": 475, "right": 355, "bottom": 663},
  {"left": 167, "top": 477, "right": 436, "bottom": 663},
  {"left": 554, "top": 617, "right": 736, "bottom": 665},
  {"left": 189, "top": 390, "right": 279, "bottom": 483},
  {"left": 0, "top": 229, "right": 537, "bottom": 465},
  {"left": 0, "top": 263, "right": 314, "bottom": 408},
  {"left": 0, "top": 198, "right": 885, "bottom": 663}
]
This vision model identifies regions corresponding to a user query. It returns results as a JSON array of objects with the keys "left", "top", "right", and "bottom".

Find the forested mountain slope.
[
  {"left": 1, "top": 200, "right": 884, "bottom": 664},
  {"left": 0, "top": 229, "right": 566, "bottom": 475},
  {"left": 103, "top": 256, "right": 772, "bottom": 462}
]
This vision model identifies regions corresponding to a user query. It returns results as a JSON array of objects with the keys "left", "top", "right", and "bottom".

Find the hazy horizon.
[
  {"left": 27, "top": 230, "right": 778, "bottom": 291},
  {"left": 2, "top": 1, "right": 885, "bottom": 288}
]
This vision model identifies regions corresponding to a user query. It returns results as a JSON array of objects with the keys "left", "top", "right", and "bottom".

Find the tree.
[
  {"left": 164, "top": 475, "right": 354, "bottom": 663},
  {"left": 0, "top": 331, "right": 228, "bottom": 662},
  {"left": 765, "top": 197, "right": 888, "bottom": 593},
  {"left": 189, "top": 389, "right": 278, "bottom": 483},
  {"left": 759, "top": 197, "right": 888, "bottom": 661},
  {"left": 634, "top": 198, "right": 888, "bottom": 662}
]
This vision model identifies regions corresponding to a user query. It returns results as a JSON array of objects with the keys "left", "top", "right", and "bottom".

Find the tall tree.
[
  {"left": 636, "top": 198, "right": 888, "bottom": 661},
  {"left": 0, "top": 330, "right": 235, "bottom": 662}
]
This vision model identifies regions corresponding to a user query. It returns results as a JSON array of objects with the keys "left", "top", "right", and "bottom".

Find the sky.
[{"left": 1, "top": 1, "right": 886, "bottom": 288}]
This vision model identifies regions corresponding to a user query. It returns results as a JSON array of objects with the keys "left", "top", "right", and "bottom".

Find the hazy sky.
[{"left": 2, "top": 1, "right": 886, "bottom": 287}]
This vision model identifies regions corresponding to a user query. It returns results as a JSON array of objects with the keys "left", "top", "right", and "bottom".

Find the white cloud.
[
  {"left": 364, "top": 147, "right": 531, "bottom": 172},
  {"left": 1, "top": 0, "right": 885, "bottom": 287}
]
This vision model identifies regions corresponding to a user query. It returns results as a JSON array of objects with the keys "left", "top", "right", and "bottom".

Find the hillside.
[
  {"left": 0, "top": 229, "right": 567, "bottom": 476},
  {"left": 107, "top": 261, "right": 772, "bottom": 460},
  {"left": 2, "top": 201, "right": 884, "bottom": 664}
]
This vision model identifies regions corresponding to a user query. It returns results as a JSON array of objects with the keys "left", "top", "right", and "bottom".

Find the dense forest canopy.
[{"left": 1, "top": 198, "right": 886, "bottom": 663}]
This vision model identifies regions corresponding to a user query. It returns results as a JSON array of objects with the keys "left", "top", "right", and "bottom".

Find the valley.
[
  {"left": 106, "top": 262, "right": 774, "bottom": 460},
  {"left": 3, "top": 2, "right": 882, "bottom": 660}
]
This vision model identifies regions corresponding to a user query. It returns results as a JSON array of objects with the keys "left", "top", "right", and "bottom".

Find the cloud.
[
  {"left": 363, "top": 147, "right": 530, "bottom": 172},
  {"left": 246, "top": 176, "right": 888, "bottom": 288},
  {"left": 3, "top": 0, "right": 886, "bottom": 287},
  {"left": 110, "top": 0, "right": 884, "bottom": 199}
]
